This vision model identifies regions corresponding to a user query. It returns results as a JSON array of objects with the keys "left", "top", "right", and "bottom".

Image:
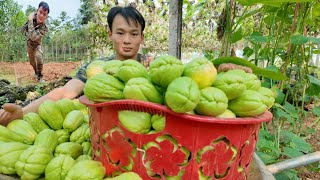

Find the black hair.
[
  {"left": 107, "top": 6, "right": 145, "bottom": 33},
  {"left": 39, "top": 1, "right": 50, "bottom": 14}
]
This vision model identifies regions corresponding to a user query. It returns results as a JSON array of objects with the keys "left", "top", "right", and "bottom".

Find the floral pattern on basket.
[
  {"left": 88, "top": 113, "right": 100, "bottom": 159},
  {"left": 197, "top": 137, "right": 237, "bottom": 179},
  {"left": 143, "top": 135, "right": 190, "bottom": 178},
  {"left": 238, "top": 132, "right": 258, "bottom": 177},
  {"left": 102, "top": 127, "right": 136, "bottom": 172}
]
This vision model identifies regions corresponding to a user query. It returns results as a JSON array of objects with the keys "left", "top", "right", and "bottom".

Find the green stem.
[
  {"left": 231, "top": 6, "right": 248, "bottom": 32},
  {"left": 277, "top": 119, "right": 283, "bottom": 149}
]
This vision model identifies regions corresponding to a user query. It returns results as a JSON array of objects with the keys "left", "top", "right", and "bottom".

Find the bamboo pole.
[{"left": 266, "top": 151, "right": 320, "bottom": 174}]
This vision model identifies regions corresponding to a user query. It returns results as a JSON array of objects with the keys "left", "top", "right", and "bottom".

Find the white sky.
[{"left": 14, "top": 0, "right": 81, "bottom": 19}]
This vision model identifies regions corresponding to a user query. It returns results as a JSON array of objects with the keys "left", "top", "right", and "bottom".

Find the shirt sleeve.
[
  {"left": 74, "top": 62, "right": 90, "bottom": 83},
  {"left": 27, "top": 19, "right": 47, "bottom": 42},
  {"left": 140, "top": 54, "right": 154, "bottom": 69}
]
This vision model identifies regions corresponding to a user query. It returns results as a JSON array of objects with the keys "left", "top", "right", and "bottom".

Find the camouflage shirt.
[
  {"left": 22, "top": 15, "right": 48, "bottom": 48},
  {"left": 75, "top": 53, "right": 153, "bottom": 83}
]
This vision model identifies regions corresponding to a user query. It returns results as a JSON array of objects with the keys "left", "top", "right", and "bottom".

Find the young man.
[
  {"left": 22, "top": 1, "right": 50, "bottom": 82},
  {"left": 0, "top": 6, "right": 149, "bottom": 125},
  {"left": 76, "top": 6, "right": 152, "bottom": 83}
]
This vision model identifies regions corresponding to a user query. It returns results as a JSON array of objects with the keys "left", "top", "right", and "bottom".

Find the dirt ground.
[
  {"left": 0, "top": 61, "right": 81, "bottom": 85},
  {"left": 0, "top": 61, "right": 319, "bottom": 179}
]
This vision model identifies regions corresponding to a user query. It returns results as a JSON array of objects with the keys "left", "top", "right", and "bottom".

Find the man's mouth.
[{"left": 123, "top": 47, "right": 131, "bottom": 52}]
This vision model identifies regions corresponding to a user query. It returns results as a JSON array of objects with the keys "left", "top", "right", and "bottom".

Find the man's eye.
[
  {"left": 132, "top": 33, "right": 138, "bottom": 36},
  {"left": 117, "top": 32, "right": 123, "bottom": 35}
]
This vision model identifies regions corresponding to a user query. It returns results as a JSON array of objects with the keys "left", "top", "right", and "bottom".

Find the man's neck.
[{"left": 116, "top": 54, "right": 138, "bottom": 61}]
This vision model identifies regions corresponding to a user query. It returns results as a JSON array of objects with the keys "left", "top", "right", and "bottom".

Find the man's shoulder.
[
  {"left": 95, "top": 55, "right": 115, "bottom": 62},
  {"left": 138, "top": 53, "right": 154, "bottom": 68},
  {"left": 39, "top": 23, "right": 48, "bottom": 32}
]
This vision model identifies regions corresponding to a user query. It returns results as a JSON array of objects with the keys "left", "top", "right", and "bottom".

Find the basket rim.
[{"left": 79, "top": 95, "right": 273, "bottom": 124}]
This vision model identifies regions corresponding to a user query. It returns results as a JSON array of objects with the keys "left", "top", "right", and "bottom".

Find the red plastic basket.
[{"left": 79, "top": 95, "right": 272, "bottom": 180}]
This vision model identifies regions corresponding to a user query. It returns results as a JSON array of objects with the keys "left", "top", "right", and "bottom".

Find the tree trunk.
[{"left": 168, "top": 0, "right": 183, "bottom": 59}]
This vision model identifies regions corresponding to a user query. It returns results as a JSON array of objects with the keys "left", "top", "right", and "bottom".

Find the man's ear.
[
  {"left": 108, "top": 31, "right": 112, "bottom": 39},
  {"left": 141, "top": 33, "right": 145, "bottom": 43}
]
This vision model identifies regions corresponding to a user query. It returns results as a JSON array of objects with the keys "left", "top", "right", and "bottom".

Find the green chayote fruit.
[
  {"left": 76, "top": 155, "right": 92, "bottom": 162},
  {"left": 54, "top": 142, "right": 83, "bottom": 159},
  {"left": 149, "top": 55, "right": 184, "bottom": 88},
  {"left": 165, "top": 77, "right": 200, "bottom": 113},
  {"left": 243, "top": 73, "right": 261, "bottom": 91},
  {"left": 104, "top": 172, "right": 142, "bottom": 180},
  {"left": 216, "top": 109, "right": 236, "bottom": 118},
  {"left": 118, "top": 111, "right": 152, "bottom": 134},
  {"left": 115, "top": 60, "right": 148, "bottom": 83},
  {"left": 84, "top": 73, "right": 125, "bottom": 102},
  {"left": 15, "top": 146, "right": 54, "bottom": 180},
  {"left": 65, "top": 160, "right": 105, "bottom": 180},
  {"left": 258, "top": 87, "right": 275, "bottom": 109},
  {"left": 194, "top": 87, "right": 228, "bottom": 116},
  {"left": 123, "top": 77, "right": 163, "bottom": 104},
  {"left": 56, "top": 98, "right": 77, "bottom": 118},
  {"left": 103, "top": 60, "right": 123, "bottom": 76},
  {"left": 82, "top": 141, "right": 92, "bottom": 156},
  {"left": 70, "top": 123, "right": 90, "bottom": 144},
  {"left": 63, "top": 110, "right": 85, "bottom": 132},
  {"left": 45, "top": 155, "right": 76, "bottom": 180},
  {"left": 212, "top": 69, "right": 247, "bottom": 100},
  {"left": 55, "top": 129, "right": 70, "bottom": 144},
  {"left": 228, "top": 90, "right": 267, "bottom": 117},
  {"left": 86, "top": 60, "right": 107, "bottom": 79},
  {"left": 151, "top": 114, "right": 166, "bottom": 132},
  {"left": 0, "top": 142, "right": 30, "bottom": 175},
  {"left": 34, "top": 129, "right": 58, "bottom": 153}
]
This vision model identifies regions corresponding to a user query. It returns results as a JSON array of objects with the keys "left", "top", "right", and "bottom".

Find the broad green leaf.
[
  {"left": 283, "top": 102, "right": 299, "bottom": 119},
  {"left": 274, "top": 169, "right": 300, "bottom": 180},
  {"left": 281, "top": 130, "right": 298, "bottom": 143},
  {"left": 308, "top": 37, "right": 320, "bottom": 44},
  {"left": 290, "top": 34, "right": 308, "bottom": 45},
  {"left": 236, "top": 0, "right": 281, "bottom": 6},
  {"left": 281, "top": 130, "right": 312, "bottom": 153},
  {"left": 306, "top": 75, "right": 320, "bottom": 96},
  {"left": 274, "top": 107, "right": 294, "bottom": 124},
  {"left": 271, "top": 86, "right": 285, "bottom": 104},
  {"left": 250, "top": 32, "right": 269, "bottom": 43},
  {"left": 231, "top": 27, "right": 243, "bottom": 44},
  {"left": 312, "top": 3, "right": 320, "bottom": 21},
  {"left": 237, "top": 8, "right": 263, "bottom": 24},
  {"left": 259, "top": 129, "right": 274, "bottom": 140},
  {"left": 237, "top": 0, "right": 313, "bottom": 6},
  {"left": 311, "top": 107, "right": 320, "bottom": 117},
  {"left": 257, "top": 138, "right": 274, "bottom": 150},
  {"left": 243, "top": 47, "right": 254, "bottom": 57},
  {"left": 313, "top": 49, "right": 320, "bottom": 54},
  {"left": 256, "top": 152, "right": 278, "bottom": 165},
  {"left": 292, "top": 138, "right": 313, "bottom": 153},
  {"left": 211, "top": 56, "right": 287, "bottom": 80},
  {"left": 282, "top": 147, "right": 304, "bottom": 158}
]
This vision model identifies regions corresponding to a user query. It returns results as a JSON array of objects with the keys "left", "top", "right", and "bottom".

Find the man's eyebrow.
[{"left": 114, "top": 28, "right": 139, "bottom": 32}]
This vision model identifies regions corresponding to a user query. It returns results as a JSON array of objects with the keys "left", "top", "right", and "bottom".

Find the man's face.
[
  {"left": 36, "top": 6, "right": 48, "bottom": 24},
  {"left": 109, "top": 14, "right": 144, "bottom": 60}
]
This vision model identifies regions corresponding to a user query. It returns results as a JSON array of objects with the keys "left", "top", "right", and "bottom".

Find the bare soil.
[{"left": 0, "top": 61, "right": 81, "bottom": 85}]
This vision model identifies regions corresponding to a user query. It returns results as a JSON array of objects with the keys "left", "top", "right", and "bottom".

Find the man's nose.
[{"left": 123, "top": 34, "right": 131, "bottom": 43}]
